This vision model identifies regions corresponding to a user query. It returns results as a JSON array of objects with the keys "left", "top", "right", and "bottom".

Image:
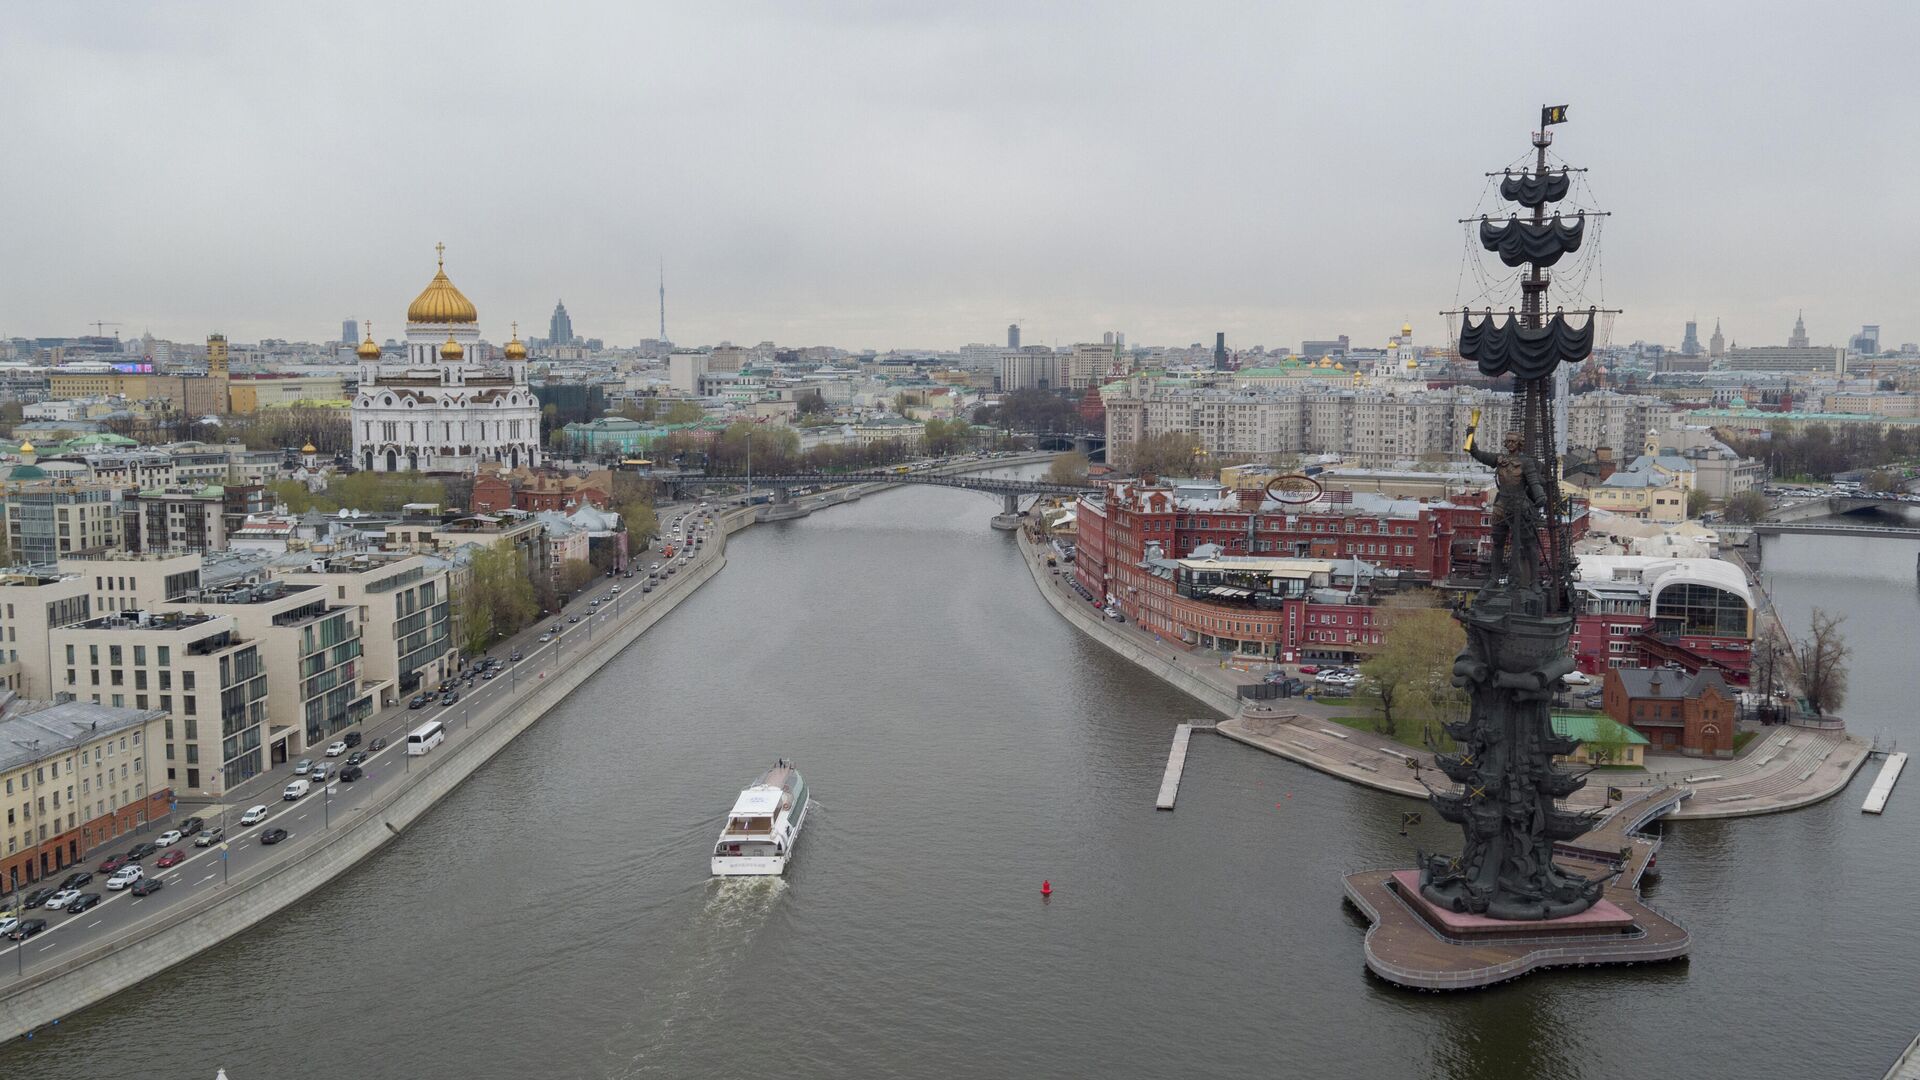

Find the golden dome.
[
  {"left": 439, "top": 334, "right": 465, "bottom": 362},
  {"left": 503, "top": 321, "right": 527, "bottom": 361},
  {"left": 1402, "top": 322, "right": 1413, "bottom": 335},
  {"left": 407, "top": 243, "right": 478, "bottom": 324},
  {"left": 355, "top": 321, "right": 381, "bottom": 361},
  {"left": 301, "top": 441, "right": 317, "bottom": 454},
  {"left": 18, "top": 440, "right": 33, "bottom": 454}
]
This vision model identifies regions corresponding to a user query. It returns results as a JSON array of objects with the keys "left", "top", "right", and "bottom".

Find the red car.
[
  {"left": 98, "top": 854, "right": 129, "bottom": 873},
  {"left": 155, "top": 850, "right": 186, "bottom": 869},
  {"left": 1297, "top": 665, "right": 1320, "bottom": 675}
]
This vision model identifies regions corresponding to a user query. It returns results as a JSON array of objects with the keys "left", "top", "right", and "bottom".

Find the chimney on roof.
[
  {"left": 1649, "top": 671, "right": 1662, "bottom": 697},
  {"left": 1236, "top": 486, "right": 1262, "bottom": 511}
]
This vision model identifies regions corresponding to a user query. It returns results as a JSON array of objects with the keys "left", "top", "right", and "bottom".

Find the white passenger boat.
[{"left": 711, "top": 761, "right": 808, "bottom": 876}]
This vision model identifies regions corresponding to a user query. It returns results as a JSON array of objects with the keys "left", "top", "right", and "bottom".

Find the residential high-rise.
[
  {"left": 342, "top": 319, "right": 358, "bottom": 346},
  {"left": 1213, "top": 332, "right": 1228, "bottom": 371},
  {"left": 549, "top": 301, "right": 575, "bottom": 347},
  {"left": 1007, "top": 323, "right": 1021, "bottom": 349}
]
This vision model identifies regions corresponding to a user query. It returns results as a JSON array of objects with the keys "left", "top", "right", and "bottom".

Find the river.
[{"left": 5, "top": 493, "right": 1918, "bottom": 1079}]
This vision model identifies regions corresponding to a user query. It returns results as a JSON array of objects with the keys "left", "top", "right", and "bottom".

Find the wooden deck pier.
[
  {"left": 1864, "top": 752, "right": 1908, "bottom": 815},
  {"left": 1155, "top": 723, "right": 1212, "bottom": 809}
]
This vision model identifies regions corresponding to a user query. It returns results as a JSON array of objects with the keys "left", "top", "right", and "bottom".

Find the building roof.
[
  {"left": 1574, "top": 554, "right": 1753, "bottom": 610},
  {"left": 1609, "top": 666, "right": 1731, "bottom": 702},
  {"left": 0, "top": 700, "right": 167, "bottom": 775},
  {"left": 1551, "top": 713, "right": 1650, "bottom": 745}
]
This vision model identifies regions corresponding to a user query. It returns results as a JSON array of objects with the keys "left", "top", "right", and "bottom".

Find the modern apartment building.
[
  {"left": 52, "top": 612, "right": 270, "bottom": 796},
  {"left": 277, "top": 553, "right": 455, "bottom": 700},
  {"left": 0, "top": 479, "right": 125, "bottom": 565}
]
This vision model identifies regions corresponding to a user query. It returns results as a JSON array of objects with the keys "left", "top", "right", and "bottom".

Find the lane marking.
[
  {"left": 86, "top": 920, "right": 101, "bottom": 929},
  {"left": 197, "top": 874, "right": 215, "bottom": 885}
]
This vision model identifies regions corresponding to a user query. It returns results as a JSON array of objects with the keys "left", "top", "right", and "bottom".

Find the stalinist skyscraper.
[{"left": 1789, "top": 310, "right": 1810, "bottom": 348}]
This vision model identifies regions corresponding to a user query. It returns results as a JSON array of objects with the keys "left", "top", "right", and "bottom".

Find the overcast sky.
[{"left": 3, "top": 2, "right": 1914, "bottom": 354}]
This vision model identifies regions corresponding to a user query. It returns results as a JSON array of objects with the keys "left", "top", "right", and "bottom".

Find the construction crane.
[{"left": 88, "top": 321, "right": 123, "bottom": 338}]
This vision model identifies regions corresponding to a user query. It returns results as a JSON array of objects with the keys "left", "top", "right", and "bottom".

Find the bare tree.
[{"left": 1794, "top": 608, "right": 1850, "bottom": 716}]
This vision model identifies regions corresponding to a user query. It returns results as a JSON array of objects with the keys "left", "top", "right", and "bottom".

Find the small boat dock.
[
  {"left": 1156, "top": 723, "right": 1215, "bottom": 810},
  {"left": 1863, "top": 751, "right": 1907, "bottom": 815}
]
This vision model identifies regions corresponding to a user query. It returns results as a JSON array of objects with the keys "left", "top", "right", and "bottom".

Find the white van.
[{"left": 282, "top": 778, "right": 311, "bottom": 801}]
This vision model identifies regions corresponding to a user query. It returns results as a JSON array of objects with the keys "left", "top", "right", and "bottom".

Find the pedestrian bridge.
[{"left": 1757, "top": 495, "right": 1920, "bottom": 538}]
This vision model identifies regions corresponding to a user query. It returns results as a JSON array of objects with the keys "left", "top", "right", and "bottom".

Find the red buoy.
[{"left": 1040, "top": 880, "right": 1052, "bottom": 897}]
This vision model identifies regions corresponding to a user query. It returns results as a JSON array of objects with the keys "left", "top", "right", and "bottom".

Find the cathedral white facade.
[{"left": 352, "top": 246, "right": 543, "bottom": 474}]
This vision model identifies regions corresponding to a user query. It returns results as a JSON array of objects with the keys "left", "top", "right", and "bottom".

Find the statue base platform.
[{"left": 1342, "top": 788, "right": 1694, "bottom": 990}]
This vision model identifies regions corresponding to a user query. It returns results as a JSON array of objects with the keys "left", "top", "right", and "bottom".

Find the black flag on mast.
[{"left": 1542, "top": 104, "right": 1570, "bottom": 126}]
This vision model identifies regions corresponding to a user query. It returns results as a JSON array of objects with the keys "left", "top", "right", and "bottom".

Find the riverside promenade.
[{"left": 1016, "top": 529, "right": 1871, "bottom": 819}]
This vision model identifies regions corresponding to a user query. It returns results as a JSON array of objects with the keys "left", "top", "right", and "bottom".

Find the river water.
[{"left": 6, "top": 494, "right": 1919, "bottom": 1080}]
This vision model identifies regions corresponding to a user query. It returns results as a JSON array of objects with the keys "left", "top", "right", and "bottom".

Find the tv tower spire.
[{"left": 658, "top": 260, "right": 667, "bottom": 343}]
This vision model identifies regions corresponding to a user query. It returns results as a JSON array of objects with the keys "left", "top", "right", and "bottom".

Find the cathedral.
[{"left": 351, "top": 245, "right": 543, "bottom": 474}]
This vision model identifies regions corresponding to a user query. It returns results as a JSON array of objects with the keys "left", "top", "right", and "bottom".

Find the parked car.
[
  {"left": 343, "top": 731, "right": 363, "bottom": 748},
  {"left": 22, "top": 887, "right": 57, "bottom": 908},
  {"left": 1297, "top": 665, "right": 1321, "bottom": 675},
  {"left": 106, "top": 866, "right": 144, "bottom": 890},
  {"left": 179, "top": 816, "right": 205, "bottom": 836},
  {"left": 131, "top": 877, "right": 165, "bottom": 897},
  {"left": 1562, "top": 671, "right": 1595, "bottom": 687},
  {"left": 59, "top": 871, "right": 93, "bottom": 891},
  {"left": 126, "top": 842, "right": 158, "bottom": 861},
  {"left": 0, "top": 916, "right": 16, "bottom": 937},
  {"left": 369, "top": 737, "right": 387, "bottom": 752},
  {"left": 65, "top": 892, "right": 102, "bottom": 914},
  {"left": 260, "top": 828, "right": 290, "bottom": 845},
  {"left": 44, "top": 889, "right": 81, "bottom": 910},
  {"left": 157, "top": 829, "right": 183, "bottom": 847},
  {"left": 339, "top": 763, "right": 365, "bottom": 782},
  {"left": 293, "top": 758, "right": 314, "bottom": 775},
  {"left": 195, "top": 826, "right": 225, "bottom": 847},
  {"left": 240, "top": 804, "right": 270, "bottom": 825},
  {"left": 155, "top": 849, "right": 186, "bottom": 868},
  {"left": 7, "top": 919, "right": 48, "bottom": 941}
]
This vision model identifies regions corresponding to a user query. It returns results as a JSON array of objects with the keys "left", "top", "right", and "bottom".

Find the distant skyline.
[{"left": 3, "top": 3, "right": 1916, "bottom": 352}]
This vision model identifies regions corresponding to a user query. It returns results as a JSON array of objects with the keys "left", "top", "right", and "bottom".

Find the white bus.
[{"left": 406, "top": 720, "right": 446, "bottom": 756}]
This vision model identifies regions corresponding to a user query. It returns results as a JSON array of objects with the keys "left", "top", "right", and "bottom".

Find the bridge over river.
[
  {"left": 665, "top": 470, "right": 1098, "bottom": 521},
  {"left": 1754, "top": 494, "right": 1920, "bottom": 538}
]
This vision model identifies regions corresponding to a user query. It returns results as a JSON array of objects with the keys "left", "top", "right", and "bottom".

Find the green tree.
[
  {"left": 555, "top": 559, "right": 597, "bottom": 602},
  {"left": 1685, "top": 488, "right": 1713, "bottom": 518},
  {"left": 1120, "top": 431, "right": 1204, "bottom": 479},
  {"left": 620, "top": 499, "right": 659, "bottom": 549},
  {"left": 794, "top": 389, "right": 828, "bottom": 416},
  {"left": 1865, "top": 469, "right": 1904, "bottom": 493},
  {"left": 1358, "top": 607, "right": 1466, "bottom": 740},
  {"left": 1723, "top": 489, "right": 1770, "bottom": 524},
  {"left": 1047, "top": 451, "right": 1091, "bottom": 484},
  {"left": 458, "top": 541, "right": 538, "bottom": 655},
  {"left": 662, "top": 400, "right": 706, "bottom": 424},
  {"left": 923, "top": 418, "right": 971, "bottom": 457},
  {"left": 1583, "top": 721, "right": 1631, "bottom": 767}
]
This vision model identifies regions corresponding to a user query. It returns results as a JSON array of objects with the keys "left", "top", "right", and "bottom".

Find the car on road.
[
  {"left": 131, "top": 877, "right": 165, "bottom": 897},
  {"left": 340, "top": 763, "right": 364, "bottom": 782},
  {"left": 44, "top": 889, "right": 81, "bottom": 910},
  {"left": 310, "top": 762, "right": 331, "bottom": 783},
  {"left": 409, "top": 693, "right": 433, "bottom": 709},
  {"left": 509, "top": 650, "right": 522, "bottom": 662},
  {"left": 369, "top": 737, "right": 387, "bottom": 752},
  {"left": 641, "top": 583, "right": 653, "bottom": 593},
  {"left": 482, "top": 667, "right": 497, "bottom": 679},
  {"left": 240, "top": 804, "right": 270, "bottom": 825},
  {"left": 106, "top": 866, "right": 144, "bottom": 890},
  {"left": 1297, "top": 665, "right": 1321, "bottom": 675},
  {"left": 649, "top": 563, "right": 661, "bottom": 572},
  {"left": 155, "top": 829, "right": 183, "bottom": 847},
  {"left": 126, "top": 842, "right": 158, "bottom": 861},
  {"left": 59, "top": 871, "right": 93, "bottom": 890},
  {"left": 538, "top": 633, "right": 553, "bottom": 643},
  {"left": 179, "top": 816, "right": 205, "bottom": 836},
  {"left": 6, "top": 919, "right": 47, "bottom": 941},
  {"left": 66, "top": 892, "right": 102, "bottom": 914},
  {"left": 195, "top": 826, "right": 225, "bottom": 847},
  {"left": 283, "top": 779, "right": 310, "bottom": 800},
  {"left": 260, "top": 828, "right": 290, "bottom": 845},
  {"left": 325, "top": 740, "right": 348, "bottom": 757},
  {"left": 22, "top": 887, "right": 56, "bottom": 908},
  {"left": 549, "top": 625, "right": 562, "bottom": 635},
  {"left": 0, "top": 916, "right": 16, "bottom": 937},
  {"left": 156, "top": 849, "right": 186, "bottom": 868},
  {"left": 343, "top": 731, "right": 363, "bottom": 748},
  {"left": 346, "top": 751, "right": 368, "bottom": 766},
  {"left": 568, "top": 615, "right": 579, "bottom": 624},
  {"left": 610, "top": 585, "right": 620, "bottom": 595},
  {"left": 440, "top": 690, "right": 460, "bottom": 706},
  {"left": 294, "top": 758, "right": 314, "bottom": 775}
]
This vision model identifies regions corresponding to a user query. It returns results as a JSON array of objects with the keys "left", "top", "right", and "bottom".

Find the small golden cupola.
[
  {"left": 408, "top": 243, "right": 479, "bottom": 324},
  {"left": 356, "top": 319, "right": 381, "bottom": 360},
  {"left": 503, "top": 321, "right": 527, "bottom": 361},
  {"left": 440, "top": 334, "right": 465, "bottom": 362}
]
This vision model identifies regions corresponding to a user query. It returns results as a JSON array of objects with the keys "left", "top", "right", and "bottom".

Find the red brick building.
[
  {"left": 1600, "top": 666, "right": 1737, "bottom": 757},
  {"left": 472, "top": 469, "right": 612, "bottom": 515},
  {"left": 1570, "top": 555, "right": 1754, "bottom": 683}
]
